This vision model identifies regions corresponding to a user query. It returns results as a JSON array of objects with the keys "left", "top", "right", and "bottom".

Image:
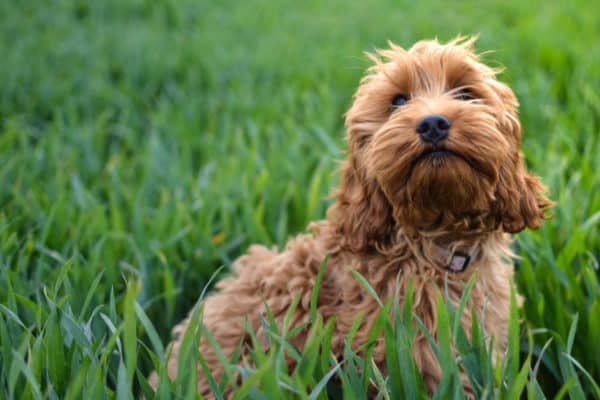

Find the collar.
[
  {"left": 436, "top": 246, "right": 480, "bottom": 273},
  {"left": 382, "top": 228, "right": 487, "bottom": 273},
  {"left": 446, "top": 251, "right": 472, "bottom": 272}
]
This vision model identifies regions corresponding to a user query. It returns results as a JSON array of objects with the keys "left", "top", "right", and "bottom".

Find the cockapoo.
[{"left": 151, "top": 36, "right": 552, "bottom": 397}]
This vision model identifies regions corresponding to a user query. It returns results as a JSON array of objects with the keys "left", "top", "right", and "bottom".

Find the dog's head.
[{"left": 330, "top": 37, "right": 552, "bottom": 250}]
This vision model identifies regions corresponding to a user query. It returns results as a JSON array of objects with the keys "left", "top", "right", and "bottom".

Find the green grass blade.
[
  {"left": 351, "top": 270, "right": 382, "bottom": 308},
  {"left": 310, "top": 255, "right": 330, "bottom": 322}
]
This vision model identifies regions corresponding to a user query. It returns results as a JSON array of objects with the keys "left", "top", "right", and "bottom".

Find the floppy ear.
[
  {"left": 327, "top": 155, "right": 395, "bottom": 252},
  {"left": 495, "top": 155, "right": 552, "bottom": 233},
  {"left": 490, "top": 81, "right": 553, "bottom": 233},
  {"left": 326, "top": 65, "right": 397, "bottom": 251}
]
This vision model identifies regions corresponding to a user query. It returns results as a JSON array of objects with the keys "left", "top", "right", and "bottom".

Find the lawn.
[{"left": 1, "top": 0, "right": 599, "bottom": 398}]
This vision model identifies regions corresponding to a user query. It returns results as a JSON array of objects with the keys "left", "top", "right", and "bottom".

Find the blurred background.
[{"left": 1, "top": 0, "right": 599, "bottom": 397}]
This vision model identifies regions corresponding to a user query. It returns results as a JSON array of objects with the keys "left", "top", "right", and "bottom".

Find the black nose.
[{"left": 416, "top": 114, "right": 451, "bottom": 144}]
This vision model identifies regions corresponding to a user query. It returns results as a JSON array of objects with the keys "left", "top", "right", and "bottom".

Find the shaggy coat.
[{"left": 151, "top": 37, "right": 552, "bottom": 397}]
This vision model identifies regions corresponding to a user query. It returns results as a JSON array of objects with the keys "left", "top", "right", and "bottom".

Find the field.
[{"left": 1, "top": 0, "right": 599, "bottom": 398}]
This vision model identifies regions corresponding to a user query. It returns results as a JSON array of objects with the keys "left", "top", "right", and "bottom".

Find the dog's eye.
[
  {"left": 391, "top": 95, "right": 408, "bottom": 107},
  {"left": 454, "top": 89, "right": 474, "bottom": 101}
]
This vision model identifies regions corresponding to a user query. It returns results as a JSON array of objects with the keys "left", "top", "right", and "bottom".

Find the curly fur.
[{"left": 150, "top": 37, "right": 552, "bottom": 397}]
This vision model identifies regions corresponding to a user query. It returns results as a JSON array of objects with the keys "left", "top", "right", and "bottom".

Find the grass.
[{"left": 0, "top": 0, "right": 599, "bottom": 398}]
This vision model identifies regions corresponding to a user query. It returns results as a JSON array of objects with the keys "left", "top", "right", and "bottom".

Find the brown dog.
[{"left": 151, "top": 37, "right": 552, "bottom": 396}]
